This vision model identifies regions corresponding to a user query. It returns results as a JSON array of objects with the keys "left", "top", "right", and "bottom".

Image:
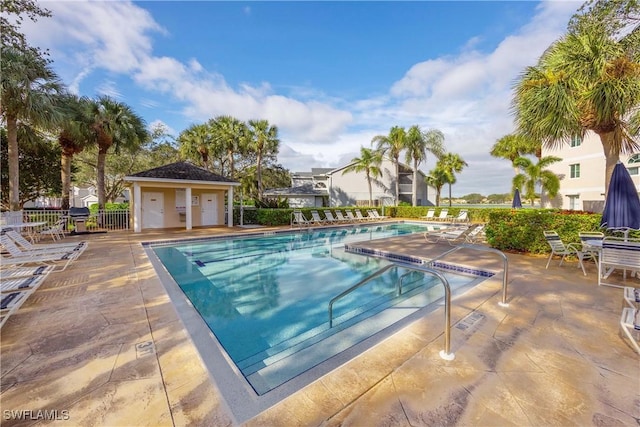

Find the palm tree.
[
  {"left": 512, "top": 156, "right": 562, "bottom": 207},
  {"left": 1, "top": 47, "right": 64, "bottom": 211},
  {"left": 425, "top": 167, "right": 448, "bottom": 207},
  {"left": 342, "top": 147, "right": 383, "bottom": 206},
  {"left": 404, "top": 125, "right": 445, "bottom": 206},
  {"left": 512, "top": 20, "right": 640, "bottom": 197},
  {"left": 210, "top": 115, "right": 246, "bottom": 179},
  {"left": 372, "top": 126, "right": 406, "bottom": 205},
  {"left": 178, "top": 124, "right": 212, "bottom": 170},
  {"left": 438, "top": 153, "right": 468, "bottom": 207},
  {"left": 490, "top": 134, "right": 540, "bottom": 175},
  {"left": 247, "top": 119, "right": 280, "bottom": 201},
  {"left": 85, "top": 96, "right": 148, "bottom": 210}
]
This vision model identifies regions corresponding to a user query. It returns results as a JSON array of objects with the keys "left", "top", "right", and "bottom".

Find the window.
[
  {"left": 568, "top": 195, "right": 579, "bottom": 210},
  {"left": 570, "top": 164, "right": 580, "bottom": 178},
  {"left": 570, "top": 136, "right": 582, "bottom": 147},
  {"left": 629, "top": 167, "right": 639, "bottom": 176},
  {"left": 628, "top": 154, "right": 640, "bottom": 164}
]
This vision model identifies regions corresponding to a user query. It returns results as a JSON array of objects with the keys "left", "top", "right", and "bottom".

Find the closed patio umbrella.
[
  {"left": 512, "top": 189, "right": 522, "bottom": 209},
  {"left": 600, "top": 162, "right": 640, "bottom": 230}
]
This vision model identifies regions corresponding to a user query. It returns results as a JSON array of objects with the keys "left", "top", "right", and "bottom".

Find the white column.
[
  {"left": 227, "top": 186, "right": 234, "bottom": 227},
  {"left": 133, "top": 183, "right": 142, "bottom": 233},
  {"left": 185, "top": 187, "right": 192, "bottom": 230}
]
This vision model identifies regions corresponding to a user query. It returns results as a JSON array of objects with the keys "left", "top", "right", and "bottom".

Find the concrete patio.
[{"left": 1, "top": 224, "right": 638, "bottom": 426}]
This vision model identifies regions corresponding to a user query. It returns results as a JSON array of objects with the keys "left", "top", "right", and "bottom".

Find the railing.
[
  {"left": 13, "top": 209, "right": 131, "bottom": 231},
  {"left": 328, "top": 263, "right": 455, "bottom": 360}
]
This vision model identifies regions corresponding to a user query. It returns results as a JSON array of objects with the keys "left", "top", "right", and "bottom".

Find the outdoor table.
[{"left": 0, "top": 221, "right": 47, "bottom": 243}]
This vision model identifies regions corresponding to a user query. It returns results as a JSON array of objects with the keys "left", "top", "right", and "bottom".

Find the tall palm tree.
[
  {"left": 178, "top": 124, "right": 212, "bottom": 170},
  {"left": 85, "top": 96, "right": 148, "bottom": 210},
  {"left": 372, "top": 126, "right": 406, "bottom": 205},
  {"left": 404, "top": 125, "right": 445, "bottom": 206},
  {"left": 210, "top": 115, "right": 246, "bottom": 179},
  {"left": 57, "top": 94, "right": 93, "bottom": 209},
  {"left": 425, "top": 167, "right": 448, "bottom": 207},
  {"left": 490, "top": 133, "right": 540, "bottom": 175},
  {"left": 247, "top": 119, "right": 279, "bottom": 201},
  {"left": 438, "top": 153, "right": 468, "bottom": 207},
  {"left": 513, "top": 156, "right": 562, "bottom": 207},
  {"left": 342, "top": 147, "right": 383, "bottom": 206},
  {"left": 0, "top": 47, "right": 64, "bottom": 211},
  {"left": 512, "top": 21, "right": 640, "bottom": 197}
]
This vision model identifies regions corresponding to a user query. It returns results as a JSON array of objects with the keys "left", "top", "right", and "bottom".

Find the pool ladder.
[{"left": 328, "top": 244, "right": 509, "bottom": 361}]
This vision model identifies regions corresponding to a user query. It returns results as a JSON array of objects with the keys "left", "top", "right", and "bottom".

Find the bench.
[{"left": 599, "top": 237, "right": 640, "bottom": 288}]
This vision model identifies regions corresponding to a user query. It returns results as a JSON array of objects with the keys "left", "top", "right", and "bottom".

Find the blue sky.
[{"left": 25, "top": 1, "right": 582, "bottom": 196}]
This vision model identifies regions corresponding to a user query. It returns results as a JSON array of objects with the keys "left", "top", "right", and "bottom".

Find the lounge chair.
[
  {"left": 434, "top": 209, "right": 449, "bottom": 222},
  {"left": 0, "top": 265, "right": 53, "bottom": 280},
  {"left": 543, "top": 231, "right": 587, "bottom": 276},
  {"left": 448, "top": 210, "right": 469, "bottom": 223},
  {"left": 624, "top": 287, "right": 639, "bottom": 309},
  {"left": 39, "top": 216, "right": 67, "bottom": 241},
  {"left": 5, "top": 230, "right": 87, "bottom": 254},
  {"left": 322, "top": 210, "right": 339, "bottom": 224},
  {"left": 598, "top": 237, "right": 640, "bottom": 288},
  {"left": 368, "top": 210, "right": 388, "bottom": 220},
  {"left": 345, "top": 210, "right": 361, "bottom": 222},
  {"left": 422, "top": 209, "right": 436, "bottom": 220},
  {"left": 291, "top": 210, "right": 313, "bottom": 228},
  {"left": 1, "top": 271, "right": 49, "bottom": 293},
  {"left": 354, "top": 210, "right": 372, "bottom": 222},
  {"left": 424, "top": 224, "right": 483, "bottom": 245},
  {"left": 620, "top": 307, "right": 640, "bottom": 355},
  {"left": 310, "top": 210, "right": 329, "bottom": 225},
  {"left": 0, "top": 289, "right": 32, "bottom": 328},
  {"left": 335, "top": 211, "right": 352, "bottom": 222},
  {"left": 0, "top": 234, "right": 82, "bottom": 271},
  {"left": 578, "top": 231, "right": 603, "bottom": 268}
]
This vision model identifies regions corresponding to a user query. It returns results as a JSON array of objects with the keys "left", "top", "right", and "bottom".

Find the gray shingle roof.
[
  {"left": 128, "top": 161, "right": 238, "bottom": 183},
  {"left": 264, "top": 183, "right": 327, "bottom": 196}
]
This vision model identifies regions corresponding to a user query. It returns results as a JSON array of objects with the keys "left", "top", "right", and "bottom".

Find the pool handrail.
[{"left": 328, "top": 262, "right": 455, "bottom": 360}]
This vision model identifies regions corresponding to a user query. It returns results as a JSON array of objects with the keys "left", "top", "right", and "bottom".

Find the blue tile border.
[{"left": 344, "top": 244, "right": 495, "bottom": 278}]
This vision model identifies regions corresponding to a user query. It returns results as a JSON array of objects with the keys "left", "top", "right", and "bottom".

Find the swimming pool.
[{"left": 145, "top": 222, "right": 492, "bottom": 421}]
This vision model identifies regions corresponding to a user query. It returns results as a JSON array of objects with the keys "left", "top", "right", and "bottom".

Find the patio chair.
[
  {"left": 0, "top": 289, "right": 32, "bottom": 329},
  {"left": 624, "top": 287, "right": 639, "bottom": 309},
  {"left": 0, "top": 265, "right": 53, "bottom": 280},
  {"left": 323, "top": 210, "right": 341, "bottom": 224},
  {"left": 578, "top": 231, "right": 604, "bottom": 267},
  {"left": 345, "top": 210, "right": 361, "bottom": 222},
  {"left": 291, "top": 210, "right": 313, "bottom": 228},
  {"left": 0, "top": 234, "right": 82, "bottom": 271},
  {"left": 434, "top": 209, "right": 449, "bottom": 222},
  {"left": 543, "top": 231, "right": 587, "bottom": 276},
  {"left": 424, "top": 224, "right": 482, "bottom": 246},
  {"left": 620, "top": 307, "right": 640, "bottom": 355},
  {"left": 5, "top": 230, "right": 86, "bottom": 254},
  {"left": 334, "top": 211, "right": 351, "bottom": 223},
  {"left": 368, "top": 210, "right": 388, "bottom": 220},
  {"left": 354, "top": 210, "right": 372, "bottom": 222},
  {"left": 310, "top": 210, "right": 329, "bottom": 225},
  {"left": 1, "top": 270, "right": 49, "bottom": 293},
  {"left": 598, "top": 237, "right": 640, "bottom": 288},
  {"left": 421, "top": 209, "right": 435, "bottom": 220},
  {"left": 448, "top": 210, "right": 469, "bottom": 223},
  {"left": 39, "top": 216, "right": 67, "bottom": 241}
]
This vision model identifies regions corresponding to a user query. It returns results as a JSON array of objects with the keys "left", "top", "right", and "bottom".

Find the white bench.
[{"left": 598, "top": 237, "right": 640, "bottom": 288}]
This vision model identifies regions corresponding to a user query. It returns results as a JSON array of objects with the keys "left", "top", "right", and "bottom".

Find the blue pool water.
[{"left": 149, "top": 222, "right": 487, "bottom": 396}]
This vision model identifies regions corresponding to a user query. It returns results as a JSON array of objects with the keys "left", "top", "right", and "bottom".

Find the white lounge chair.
[
  {"left": 599, "top": 237, "right": 640, "bottom": 288},
  {"left": 0, "top": 265, "right": 53, "bottom": 280},
  {"left": 449, "top": 210, "right": 469, "bottom": 223},
  {"left": 422, "top": 209, "right": 435, "bottom": 220},
  {"left": 620, "top": 307, "right": 640, "bottom": 355},
  {"left": 624, "top": 287, "right": 639, "bottom": 309},
  {"left": 1, "top": 271, "right": 49, "bottom": 293},
  {"left": 0, "top": 289, "right": 32, "bottom": 328},
  {"left": 345, "top": 210, "right": 361, "bottom": 222},
  {"left": 354, "top": 210, "right": 372, "bottom": 222},
  {"left": 291, "top": 210, "right": 313, "bottom": 228},
  {"left": 543, "top": 231, "right": 587, "bottom": 276},
  {"left": 434, "top": 209, "right": 449, "bottom": 222},
  {"left": 334, "top": 211, "right": 351, "bottom": 223},
  {"left": 5, "top": 230, "right": 86, "bottom": 254},
  {"left": 0, "top": 234, "right": 81, "bottom": 271},
  {"left": 310, "top": 210, "right": 329, "bottom": 225},
  {"left": 39, "top": 216, "right": 67, "bottom": 241},
  {"left": 424, "top": 224, "right": 483, "bottom": 245},
  {"left": 368, "top": 210, "right": 388, "bottom": 220}
]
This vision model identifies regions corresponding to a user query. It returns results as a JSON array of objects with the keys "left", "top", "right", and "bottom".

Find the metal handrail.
[
  {"left": 425, "top": 243, "right": 510, "bottom": 307},
  {"left": 328, "top": 263, "right": 455, "bottom": 360}
]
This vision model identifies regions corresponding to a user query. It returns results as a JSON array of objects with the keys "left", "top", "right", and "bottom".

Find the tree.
[
  {"left": 0, "top": 47, "right": 64, "bottom": 211},
  {"left": 247, "top": 119, "right": 280, "bottom": 201},
  {"left": 342, "top": 147, "right": 383, "bottom": 206},
  {"left": 211, "top": 115, "right": 247, "bottom": 179},
  {"left": 404, "top": 125, "right": 445, "bottom": 206},
  {"left": 462, "top": 193, "right": 484, "bottom": 204},
  {"left": 372, "top": 126, "right": 406, "bottom": 205},
  {"left": 438, "top": 153, "right": 468, "bottom": 207},
  {"left": 512, "top": 156, "right": 562, "bottom": 207},
  {"left": 425, "top": 167, "right": 448, "bottom": 207},
  {"left": 1, "top": 0, "right": 51, "bottom": 57},
  {"left": 512, "top": 0, "right": 640, "bottom": 197},
  {"left": 178, "top": 124, "right": 212, "bottom": 170},
  {"left": 85, "top": 96, "right": 148, "bottom": 210},
  {"left": 490, "top": 134, "right": 540, "bottom": 175}
]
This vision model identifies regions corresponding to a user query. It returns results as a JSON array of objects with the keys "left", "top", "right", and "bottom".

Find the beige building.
[{"left": 543, "top": 131, "right": 640, "bottom": 211}]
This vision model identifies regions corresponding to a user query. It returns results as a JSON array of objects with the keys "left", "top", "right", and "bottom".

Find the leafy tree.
[
  {"left": 1, "top": 127, "right": 61, "bottom": 208},
  {"left": 487, "top": 193, "right": 510, "bottom": 204},
  {"left": 490, "top": 134, "right": 540, "bottom": 174},
  {"left": 372, "top": 126, "right": 406, "bottom": 205},
  {"left": 438, "top": 153, "right": 468, "bottom": 207},
  {"left": 85, "top": 96, "right": 148, "bottom": 210},
  {"left": 512, "top": 0, "right": 640, "bottom": 196},
  {"left": 210, "top": 115, "right": 247, "bottom": 179},
  {"left": 1, "top": 0, "right": 51, "bottom": 56},
  {"left": 247, "top": 119, "right": 280, "bottom": 201},
  {"left": 404, "top": 125, "right": 445, "bottom": 206},
  {"left": 1, "top": 47, "right": 64, "bottom": 211},
  {"left": 178, "top": 123, "right": 213, "bottom": 170},
  {"left": 462, "top": 193, "right": 484, "bottom": 204},
  {"left": 425, "top": 167, "right": 448, "bottom": 207},
  {"left": 342, "top": 147, "right": 383, "bottom": 206},
  {"left": 513, "top": 156, "right": 562, "bottom": 207},
  {"left": 240, "top": 164, "right": 290, "bottom": 202}
]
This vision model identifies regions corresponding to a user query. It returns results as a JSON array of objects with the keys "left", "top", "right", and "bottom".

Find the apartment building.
[{"left": 543, "top": 131, "right": 640, "bottom": 211}]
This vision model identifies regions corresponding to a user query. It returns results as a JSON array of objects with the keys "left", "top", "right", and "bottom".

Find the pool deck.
[{"left": 1, "top": 223, "right": 639, "bottom": 426}]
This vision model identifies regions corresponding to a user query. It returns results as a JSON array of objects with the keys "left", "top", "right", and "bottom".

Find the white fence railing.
[{"left": 2, "top": 209, "right": 131, "bottom": 232}]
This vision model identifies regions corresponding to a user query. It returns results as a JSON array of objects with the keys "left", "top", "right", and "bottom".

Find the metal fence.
[{"left": 17, "top": 209, "right": 131, "bottom": 231}]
